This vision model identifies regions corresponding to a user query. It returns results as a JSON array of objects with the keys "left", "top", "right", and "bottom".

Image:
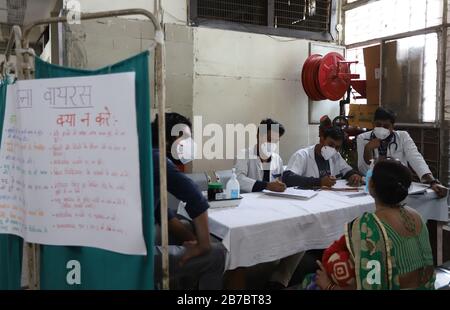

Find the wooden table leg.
[{"left": 224, "top": 267, "right": 247, "bottom": 290}]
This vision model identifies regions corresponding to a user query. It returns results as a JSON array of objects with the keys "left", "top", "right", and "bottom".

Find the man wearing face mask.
[
  {"left": 234, "top": 118, "right": 287, "bottom": 193},
  {"left": 233, "top": 119, "right": 303, "bottom": 290},
  {"left": 357, "top": 107, "right": 447, "bottom": 198},
  {"left": 283, "top": 126, "right": 363, "bottom": 188},
  {"left": 151, "top": 113, "right": 226, "bottom": 290}
]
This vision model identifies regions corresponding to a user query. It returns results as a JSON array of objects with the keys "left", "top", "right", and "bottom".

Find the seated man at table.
[
  {"left": 234, "top": 118, "right": 287, "bottom": 193},
  {"left": 283, "top": 126, "right": 362, "bottom": 188},
  {"left": 357, "top": 107, "right": 447, "bottom": 198},
  {"left": 152, "top": 112, "right": 226, "bottom": 290},
  {"left": 232, "top": 118, "right": 302, "bottom": 290}
]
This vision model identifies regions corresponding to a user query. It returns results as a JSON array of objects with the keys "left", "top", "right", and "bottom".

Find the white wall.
[
  {"left": 66, "top": 0, "right": 330, "bottom": 173},
  {"left": 192, "top": 27, "right": 319, "bottom": 172},
  {"left": 76, "top": 0, "right": 187, "bottom": 25}
]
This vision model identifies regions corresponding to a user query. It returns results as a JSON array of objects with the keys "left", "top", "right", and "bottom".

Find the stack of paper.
[
  {"left": 327, "top": 180, "right": 366, "bottom": 198},
  {"left": 263, "top": 188, "right": 318, "bottom": 200}
]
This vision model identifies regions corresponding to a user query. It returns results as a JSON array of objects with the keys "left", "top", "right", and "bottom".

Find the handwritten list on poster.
[{"left": 0, "top": 72, "right": 146, "bottom": 255}]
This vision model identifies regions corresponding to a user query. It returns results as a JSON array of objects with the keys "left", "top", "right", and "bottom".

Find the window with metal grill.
[
  {"left": 190, "top": 0, "right": 337, "bottom": 41},
  {"left": 274, "top": 0, "right": 331, "bottom": 32},
  {"left": 197, "top": 0, "right": 268, "bottom": 26}
]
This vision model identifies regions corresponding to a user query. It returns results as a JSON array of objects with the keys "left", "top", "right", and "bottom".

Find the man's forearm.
[
  {"left": 363, "top": 145, "right": 373, "bottom": 165},
  {"left": 421, "top": 173, "right": 436, "bottom": 183},
  {"left": 282, "top": 170, "right": 321, "bottom": 188},
  {"left": 168, "top": 218, "right": 196, "bottom": 243},
  {"left": 193, "top": 212, "right": 211, "bottom": 250},
  {"left": 343, "top": 170, "right": 360, "bottom": 180}
]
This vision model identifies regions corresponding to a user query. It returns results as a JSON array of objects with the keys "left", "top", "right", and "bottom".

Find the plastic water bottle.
[
  {"left": 226, "top": 168, "right": 240, "bottom": 199},
  {"left": 364, "top": 160, "right": 375, "bottom": 193}
]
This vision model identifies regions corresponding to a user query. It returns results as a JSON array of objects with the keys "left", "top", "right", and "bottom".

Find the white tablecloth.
[{"left": 178, "top": 183, "right": 448, "bottom": 270}]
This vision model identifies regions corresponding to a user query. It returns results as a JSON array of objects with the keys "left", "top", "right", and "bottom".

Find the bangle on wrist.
[{"left": 326, "top": 282, "right": 335, "bottom": 290}]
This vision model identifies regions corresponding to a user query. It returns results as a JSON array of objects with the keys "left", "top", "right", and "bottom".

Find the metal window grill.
[
  {"left": 7, "top": 0, "right": 27, "bottom": 25},
  {"left": 397, "top": 126, "right": 440, "bottom": 180},
  {"left": 274, "top": 0, "right": 331, "bottom": 32},
  {"left": 197, "top": 0, "right": 268, "bottom": 26}
]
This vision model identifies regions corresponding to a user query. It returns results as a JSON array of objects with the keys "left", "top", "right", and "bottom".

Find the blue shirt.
[{"left": 152, "top": 149, "right": 209, "bottom": 224}]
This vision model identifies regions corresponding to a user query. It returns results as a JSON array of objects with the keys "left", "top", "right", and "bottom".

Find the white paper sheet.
[
  {"left": 408, "top": 183, "right": 429, "bottom": 195},
  {"left": 0, "top": 72, "right": 146, "bottom": 255},
  {"left": 329, "top": 179, "right": 366, "bottom": 198},
  {"left": 262, "top": 188, "right": 317, "bottom": 200}
]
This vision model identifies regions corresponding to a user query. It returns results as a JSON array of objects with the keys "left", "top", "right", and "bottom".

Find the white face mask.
[
  {"left": 260, "top": 142, "right": 278, "bottom": 158},
  {"left": 321, "top": 146, "right": 337, "bottom": 161},
  {"left": 175, "top": 138, "right": 197, "bottom": 164},
  {"left": 373, "top": 127, "right": 391, "bottom": 140}
]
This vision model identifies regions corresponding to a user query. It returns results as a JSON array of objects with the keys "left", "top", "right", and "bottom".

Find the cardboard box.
[
  {"left": 363, "top": 45, "right": 381, "bottom": 105},
  {"left": 348, "top": 104, "right": 379, "bottom": 128}
]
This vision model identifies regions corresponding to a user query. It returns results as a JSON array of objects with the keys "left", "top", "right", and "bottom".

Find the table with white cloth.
[{"left": 179, "top": 182, "right": 448, "bottom": 270}]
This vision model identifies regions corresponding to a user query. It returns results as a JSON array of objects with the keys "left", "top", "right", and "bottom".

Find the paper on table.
[
  {"left": 408, "top": 183, "right": 429, "bottom": 195},
  {"left": 327, "top": 180, "right": 366, "bottom": 198},
  {"left": 332, "top": 179, "right": 364, "bottom": 190},
  {"left": 263, "top": 187, "right": 317, "bottom": 200},
  {"left": 332, "top": 180, "right": 431, "bottom": 197}
]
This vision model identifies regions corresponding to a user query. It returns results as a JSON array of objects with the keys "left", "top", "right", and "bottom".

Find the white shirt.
[
  {"left": 286, "top": 145, "right": 353, "bottom": 178},
  {"left": 357, "top": 130, "right": 432, "bottom": 179},
  {"left": 234, "top": 145, "right": 284, "bottom": 193}
]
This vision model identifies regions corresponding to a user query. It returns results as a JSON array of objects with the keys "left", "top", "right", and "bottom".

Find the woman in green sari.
[{"left": 315, "top": 159, "right": 435, "bottom": 290}]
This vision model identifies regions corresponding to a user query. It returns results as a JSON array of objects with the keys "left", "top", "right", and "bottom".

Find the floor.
[{"left": 237, "top": 250, "right": 324, "bottom": 289}]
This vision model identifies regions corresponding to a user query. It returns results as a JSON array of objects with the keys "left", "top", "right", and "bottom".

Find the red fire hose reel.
[{"left": 301, "top": 52, "right": 365, "bottom": 101}]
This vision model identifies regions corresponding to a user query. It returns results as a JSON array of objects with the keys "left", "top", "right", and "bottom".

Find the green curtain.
[
  {"left": 34, "top": 51, "right": 154, "bottom": 289},
  {"left": 0, "top": 80, "right": 23, "bottom": 290}
]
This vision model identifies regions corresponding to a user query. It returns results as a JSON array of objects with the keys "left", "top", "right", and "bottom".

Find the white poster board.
[{"left": 0, "top": 72, "right": 146, "bottom": 255}]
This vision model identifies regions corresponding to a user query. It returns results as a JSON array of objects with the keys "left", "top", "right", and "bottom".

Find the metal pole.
[
  {"left": 155, "top": 41, "right": 169, "bottom": 290},
  {"left": 6, "top": 8, "right": 169, "bottom": 290},
  {"left": 2, "top": 25, "right": 40, "bottom": 290}
]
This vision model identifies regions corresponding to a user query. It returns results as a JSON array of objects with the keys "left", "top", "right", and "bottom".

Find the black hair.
[
  {"left": 323, "top": 126, "right": 344, "bottom": 142},
  {"left": 257, "top": 118, "right": 286, "bottom": 137},
  {"left": 374, "top": 107, "right": 396, "bottom": 124},
  {"left": 371, "top": 159, "right": 412, "bottom": 206},
  {"left": 319, "top": 115, "right": 332, "bottom": 137},
  {"left": 151, "top": 112, "right": 192, "bottom": 148}
]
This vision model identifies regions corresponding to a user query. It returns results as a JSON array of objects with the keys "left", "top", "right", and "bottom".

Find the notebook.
[{"left": 263, "top": 187, "right": 318, "bottom": 200}]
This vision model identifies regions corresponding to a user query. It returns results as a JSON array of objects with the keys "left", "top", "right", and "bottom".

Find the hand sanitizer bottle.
[
  {"left": 364, "top": 160, "right": 375, "bottom": 194},
  {"left": 226, "top": 168, "right": 240, "bottom": 199}
]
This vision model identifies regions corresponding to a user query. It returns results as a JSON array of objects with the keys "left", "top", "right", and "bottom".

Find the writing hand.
[
  {"left": 347, "top": 174, "right": 363, "bottom": 187},
  {"left": 320, "top": 176, "right": 336, "bottom": 188},
  {"left": 267, "top": 179, "right": 287, "bottom": 192}
]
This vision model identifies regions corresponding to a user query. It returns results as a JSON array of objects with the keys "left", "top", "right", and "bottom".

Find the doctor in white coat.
[
  {"left": 235, "top": 119, "right": 287, "bottom": 193},
  {"left": 357, "top": 107, "right": 447, "bottom": 198},
  {"left": 233, "top": 119, "right": 303, "bottom": 290},
  {"left": 283, "top": 126, "right": 363, "bottom": 188}
]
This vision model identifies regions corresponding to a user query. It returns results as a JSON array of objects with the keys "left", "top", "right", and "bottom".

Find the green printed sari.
[{"left": 345, "top": 212, "right": 435, "bottom": 290}]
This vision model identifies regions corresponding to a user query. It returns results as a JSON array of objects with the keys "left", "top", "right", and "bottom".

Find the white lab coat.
[
  {"left": 234, "top": 145, "right": 284, "bottom": 193},
  {"left": 286, "top": 145, "right": 353, "bottom": 178},
  {"left": 357, "top": 130, "right": 432, "bottom": 178}
]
